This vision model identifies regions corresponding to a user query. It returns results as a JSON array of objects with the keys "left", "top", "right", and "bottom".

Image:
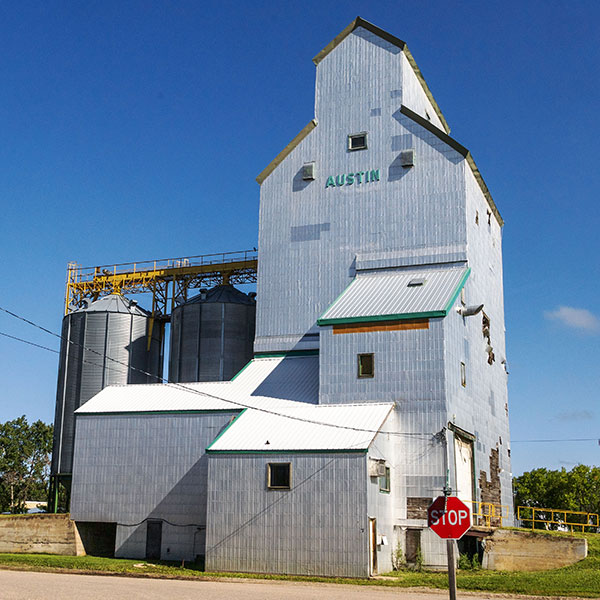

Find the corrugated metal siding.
[
  {"left": 206, "top": 453, "right": 369, "bottom": 577},
  {"left": 319, "top": 266, "right": 469, "bottom": 322},
  {"left": 52, "top": 302, "right": 162, "bottom": 475},
  {"left": 254, "top": 27, "right": 467, "bottom": 354},
  {"left": 440, "top": 166, "right": 513, "bottom": 523},
  {"left": 207, "top": 403, "right": 393, "bottom": 452},
  {"left": 70, "top": 412, "right": 235, "bottom": 561}
]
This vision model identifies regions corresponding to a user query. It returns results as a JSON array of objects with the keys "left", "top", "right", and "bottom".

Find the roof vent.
[
  {"left": 407, "top": 277, "right": 426, "bottom": 287},
  {"left": 400, "top": 149, "right": 415, "bottom": 167},
  {"left": 302, "top": 162, "right": 316, "bottom": 180}
]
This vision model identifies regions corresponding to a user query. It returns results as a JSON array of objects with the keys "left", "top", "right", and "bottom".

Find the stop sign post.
[
  {"left": 428, "top": 496, "right": 471, "bottom": 600},
  {"left": 428, "top": 496, "right": 471, "bottom": 539}
]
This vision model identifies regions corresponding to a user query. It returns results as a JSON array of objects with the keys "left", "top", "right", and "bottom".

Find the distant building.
[{"left": 70, "top": 17, "right": 511, "bottom": 576}]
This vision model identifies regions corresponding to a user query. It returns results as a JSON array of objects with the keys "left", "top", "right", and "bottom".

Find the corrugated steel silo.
[
  {"left": 169, "top": 284, "right": 255, "bottom": 383},
  {"left": 51, "top": 294, "right": 163, "bottom": 478}
]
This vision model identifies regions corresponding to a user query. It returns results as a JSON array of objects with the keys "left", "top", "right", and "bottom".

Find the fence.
[
  {"left": 469, "top": 501, "right": 510, "bottom": 527},
  {"left": 517, "top": 506, "right": 599, "bottom": 532}
]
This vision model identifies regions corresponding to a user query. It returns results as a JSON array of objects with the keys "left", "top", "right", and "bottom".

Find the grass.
[
  {"left": 385, "top": 529, "right": 600, "bottom": 598},
  {"left": 0, "top": 529, "right": 598, "bottom": 597}
]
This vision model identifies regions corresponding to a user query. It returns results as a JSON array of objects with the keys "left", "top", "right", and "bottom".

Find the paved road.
[{"left": 0, "top": 569, "right": 555, "bottom": 600}]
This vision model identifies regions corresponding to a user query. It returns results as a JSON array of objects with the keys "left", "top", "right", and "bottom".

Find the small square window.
[
  {"left": 379, "top": 466, "right": 390, "bottom": 493},
  {"left": 358, "top": 353, "right": 374, "bottom": 378},
  {"left": 348, "top": 132, "right": 368, "bottom": 151},
  {"left": 460, "top": 362, "right": 467, "bottom": 387},
  {"left": 267, "top": 463, "right": 291, "bottom": 489}
]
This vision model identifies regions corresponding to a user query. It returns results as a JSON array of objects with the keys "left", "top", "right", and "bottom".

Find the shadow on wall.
[
  {"left": 292, "top": 167, "right": 313, "bottom": 192},
  {"left": 392, "top": 109, "right": 463, "bottom": 165},
  {"left": 115, "top": 453, "right": 212, "bottom": 562},
  {"left": 250, "top": 354, "right": 319, "bottom": 404}
]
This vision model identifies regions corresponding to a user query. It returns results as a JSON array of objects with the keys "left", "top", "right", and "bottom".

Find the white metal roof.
[
  {"left": 207, "top": 403, "right": 394, "bottom": 452},
  {"left": 75, "top": 355, "right": 318, "bottom": 415},
  {"left": 234, "top": 354, "right": 319, "bottom": 403},
  {"left": 318, "top": 266, "right": 470, "bottom": 325}
]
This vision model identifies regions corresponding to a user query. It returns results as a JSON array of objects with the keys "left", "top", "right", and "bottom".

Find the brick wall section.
[
  {"left": 406, "top": 497, "right": 432, "bottom": 520},
  {"left": 0, "top": 514, "right": 84, "bottom": 556},
  {"left": 479, "top": 448, "right": 502, "bottom": 526}
]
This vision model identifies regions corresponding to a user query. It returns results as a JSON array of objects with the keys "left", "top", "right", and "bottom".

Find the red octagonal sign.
[{"left": 428, "top": 496, "right": 472, "bottom": 539}]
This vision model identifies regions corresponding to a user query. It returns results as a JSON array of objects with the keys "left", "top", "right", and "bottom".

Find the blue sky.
[{"left": 0, "top": 1, "right": 598, "bottom": 476}]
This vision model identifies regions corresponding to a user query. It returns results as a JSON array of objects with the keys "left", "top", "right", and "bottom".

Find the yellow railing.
[
  {"left": 469, "top": 500, "right": 510, "bottom": 527},
  {"left": 64, "top": 250, "right": 258, "bottom": 316},
  {"left": 517, "top": 506, "right": 599, "bottom": 532}
]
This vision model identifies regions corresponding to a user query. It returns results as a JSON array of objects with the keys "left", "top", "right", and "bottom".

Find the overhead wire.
[
  {"left": 3, "top": 306, "right": 596, "bottom": 446},
  {"left": 0, "top": 330, "right": 60, "bottom": 354},
  {"left": 0, "top": 304, "right": 434, "bottom": 439}
]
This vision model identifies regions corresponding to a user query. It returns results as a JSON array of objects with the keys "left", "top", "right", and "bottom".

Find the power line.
[
  {"left": 0, "top": 304, "right": 434, "bottom": 439},
  {"left": 0, "top": 331, "right": 59, "bottom": 354}
]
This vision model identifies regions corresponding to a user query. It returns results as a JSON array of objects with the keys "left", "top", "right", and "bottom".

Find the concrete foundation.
[
  {"left": 483, "top": 529, "right": 588, "bottom": 571},
  {"left": 0, "top": 514, "right": 85, "bottom": 556}
]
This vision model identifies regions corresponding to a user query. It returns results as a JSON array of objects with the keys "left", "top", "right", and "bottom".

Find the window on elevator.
[
  {"left": 348, "top": 132, "right": 368, "bottom": 151},
  {"left": 358, "top": 353, "right": 375, "bottom": 378},
  {"left": 267, "top": 463, "right": 291, "bottom": 489}
]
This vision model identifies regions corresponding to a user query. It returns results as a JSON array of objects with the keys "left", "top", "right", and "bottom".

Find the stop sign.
[{"left": 428, "top": 496, "right": 471, "bottom": 539}]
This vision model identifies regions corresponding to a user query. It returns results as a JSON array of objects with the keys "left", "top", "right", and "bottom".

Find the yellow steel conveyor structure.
[{"left": 65, "top": 250, "right": 258, "bottom": 319}]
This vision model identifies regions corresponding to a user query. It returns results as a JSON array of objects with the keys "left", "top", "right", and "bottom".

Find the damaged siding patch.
[{"left": 407, "top": 497, "right": 432, "bottom": 520}]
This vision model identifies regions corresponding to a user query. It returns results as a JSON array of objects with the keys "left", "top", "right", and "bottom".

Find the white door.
[{"left": 454, "top": 436, "right": 474, "bottom": 505}]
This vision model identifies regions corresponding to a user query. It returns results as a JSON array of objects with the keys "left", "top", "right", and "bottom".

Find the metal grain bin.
[
  {"left": 169, "top": 285, "right": 256, "bottom": 383},
  {"left": 51, "top": 294, "right": 163, "bottom": 479}
]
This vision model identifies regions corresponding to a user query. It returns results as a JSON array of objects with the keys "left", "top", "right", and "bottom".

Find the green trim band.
[
  {"left": 205, "top": 410, "right": 247, "bottom": 450},
  {"left": 254, "top": 349, "right": 319, "bottom": 358},
  {"left": 318, "top": 311, "right": 445, "bottom": 326},
  {"left": 76, "top": 409, "right": 241, "bottom": 417},
  {"left": 206, "top": 448, "right": 368, "bottom": 455}
]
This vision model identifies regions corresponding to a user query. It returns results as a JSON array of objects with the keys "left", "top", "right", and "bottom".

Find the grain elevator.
[{"left": 67, "top": 17, "right": 512, "bottom": 576}]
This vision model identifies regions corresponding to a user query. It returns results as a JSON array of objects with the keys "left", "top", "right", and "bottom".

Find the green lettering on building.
[{"left": 325, "top": 169, "right": 380, "bottom": 188}]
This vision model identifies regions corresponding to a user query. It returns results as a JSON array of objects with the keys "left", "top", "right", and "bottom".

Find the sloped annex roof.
[
  {"left": 206, "top": 402, "right": 394, "bottom": 453},
  {"left": 75, "top": 354, "right": 319, "bottom": 415},
  {"left": 318, "top": 266, "right": 470, "bottom": 326}
]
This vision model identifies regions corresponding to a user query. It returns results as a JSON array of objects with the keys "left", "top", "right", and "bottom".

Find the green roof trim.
[
  {"left": 316, "top": 268, "right": 471, "bottom": 326},
  {"left": 254, "top": 349, "right": 319, "bottom": 358},
  {"left": 443, "top": 267, "right": 471, "bottom": 314},
  {"left": 206, "top": 448, "right": 368, "bottom": 455},
  {"left": 205, "top": 409, "right": 247, "bottom": 451},
  {"left": 316, "top": 277, "right": 357, "bottom": 324},
  {"left": 318, "top": 311, "right": 445, "bottom": 326},
  {"left": 76, "top": 409, "right": 241, "bottom": 417},
  {"left": 230, "top": 359, "right": 253, "bottom": 381}
]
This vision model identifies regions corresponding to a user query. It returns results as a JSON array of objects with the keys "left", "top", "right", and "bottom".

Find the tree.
[
  {"left": 0, "top": 417, "right": 53, "bottom": 513},
  {"left": 514, "top": 465, "right": 600, "bottom": 532}
]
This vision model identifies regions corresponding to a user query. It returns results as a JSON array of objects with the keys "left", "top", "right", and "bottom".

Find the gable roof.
[{"left": 313, "top": 17, "right": 450, "bottom": 135}]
